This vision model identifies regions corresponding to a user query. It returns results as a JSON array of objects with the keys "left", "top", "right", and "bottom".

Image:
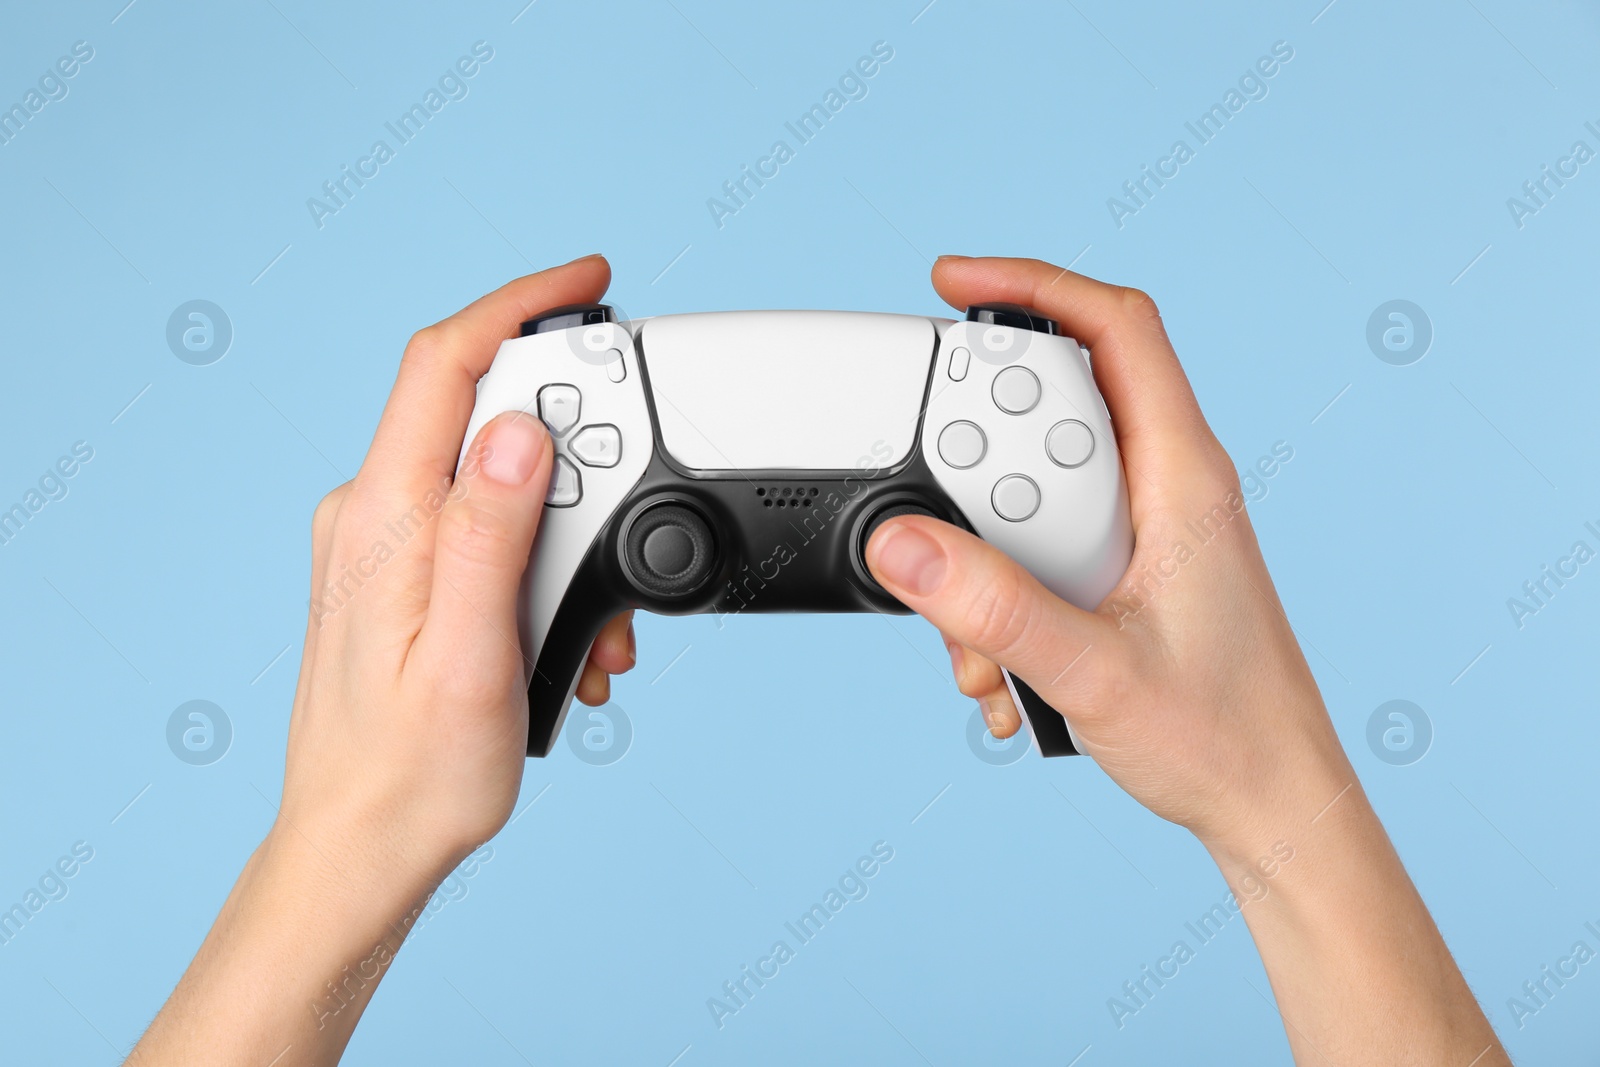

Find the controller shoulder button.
[
  {"left": 965, "top": 304, "right": 1060, "bottom": 335},
  {"left": 519, "top": 303, "right": 615, "bottom": 337}
]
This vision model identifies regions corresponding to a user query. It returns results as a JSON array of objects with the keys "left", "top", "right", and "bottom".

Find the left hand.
[{"left": 281, "top": 253, "right": 636, "bottom": 884}]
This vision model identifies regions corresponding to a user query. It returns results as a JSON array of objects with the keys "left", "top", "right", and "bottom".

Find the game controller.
[{"left": 458, "top": 303, "right": 1133, "bottom": 758}]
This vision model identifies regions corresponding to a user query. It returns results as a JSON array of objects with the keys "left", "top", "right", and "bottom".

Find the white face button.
[
  {"left": 570, "top": 424, "right": 622, "bottom": 468},
  {"left": 1046, "top": 419, "right": 1095, "bottom": 468},
  {"left": 937, "top": 420, "right": 987, "bottom": 469},
  {"left": 991, "top": 366, "right": 1041, "bottom": 415},
  {"left": 948, "top": 345, "right": 971, "bottom": 382},
  {"left": 545, "top": 455, "right": 582, "bottom": 507},
  {"left": 991, "top": 474, "right": 1040, "bottom": 522},
  {"left": 604, "top": 348, "right": 627, "bottom": 383},
  {"left": 537, "top": 384, "right": 582, "bottom": 436}
]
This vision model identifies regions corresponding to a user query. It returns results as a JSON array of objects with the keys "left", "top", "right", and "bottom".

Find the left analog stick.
[{"left": 624, "top": 504, "right": 716, "bottom": 599}]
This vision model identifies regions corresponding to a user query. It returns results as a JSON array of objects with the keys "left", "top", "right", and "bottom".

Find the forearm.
[
  {"left": 128, "top": 822, "right": 443, "bottom": 1067},
  {"left": 1205, "top": 757, "right": 1508, "bottom": 1066}
]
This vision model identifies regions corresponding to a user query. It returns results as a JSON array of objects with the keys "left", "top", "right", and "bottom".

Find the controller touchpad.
[{"left": 638, "top": 311, "right": 935, "bottom": 471}]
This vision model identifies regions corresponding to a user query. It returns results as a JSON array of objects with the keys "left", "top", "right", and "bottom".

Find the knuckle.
[
  {"left": 1119, "top": 285, "right": 1162, "bottom": 324},
  {"left": 311, "top": 483, "right": 350, "bottom": 545},
  {"left": 438, "top": 501, "right": 521, "bottom": 568},
  {"left": 402, "top": 322, "right": 461, "bottom": 369},
  {"left": 330, "top": 480, "right": 389, "bottom": 539},
  {"left": 1195, "top": 440, "right": 1244, "bottom": 501}
]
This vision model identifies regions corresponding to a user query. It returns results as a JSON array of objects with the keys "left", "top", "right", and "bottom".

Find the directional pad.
[
  {"left": 538, "top": 384, "right": 581, "bottom": 437},
  {"left": 570, "top": 424, "right": 621, "bottom": 468},
  {"left": 546, "top": 455, "right": 581, "bottom": 507}
]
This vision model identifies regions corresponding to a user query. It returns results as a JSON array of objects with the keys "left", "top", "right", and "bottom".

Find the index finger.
[
  {"left": 930, "top": 256, "right": 1220, "bottom": 477},
  {"left": 358, "top": 254, "right": 612, "bottom": 505}
]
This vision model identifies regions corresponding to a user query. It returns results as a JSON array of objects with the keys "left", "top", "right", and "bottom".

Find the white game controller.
[{"left": 459, "top": 303, "right": 1132, "bottom": 757}]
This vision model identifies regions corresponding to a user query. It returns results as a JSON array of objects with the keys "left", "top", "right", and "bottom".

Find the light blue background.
[{"left": 2, "top": 0, "right": 1597, "bottom": 1063}]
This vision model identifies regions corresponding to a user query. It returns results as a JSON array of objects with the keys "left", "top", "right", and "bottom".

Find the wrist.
[
  {"left": 276, "top": 770, "right": 495, "bottom": 897},
  {"left": 260, "top": 810, "right": 447, "bottom": 933},
  {"left": 1200, "top": 767, "right": 1392, "bottom": 926},
  {"left": 1195, "top": 743, "right": 1364, "bottom": 878}
]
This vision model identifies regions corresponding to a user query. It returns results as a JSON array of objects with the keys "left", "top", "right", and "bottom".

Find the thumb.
[
  {"left": 416, "top": 411, "right": 552, "bottom": 675},
  {"left": 865, "top": 516, "right": 1109, "bottom": 696}
]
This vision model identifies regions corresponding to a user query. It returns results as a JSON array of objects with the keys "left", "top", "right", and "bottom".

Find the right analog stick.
[
  {"left": 859, "top": 503, "right": 938, "bottom": 590},
  {"left": 624, "top": 504, "right": 717, "bottom": 599}
]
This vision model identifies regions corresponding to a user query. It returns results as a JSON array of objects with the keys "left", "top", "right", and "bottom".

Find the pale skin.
[{"left": 127, "top": 254, "right": 1509, "bottom": 1066}]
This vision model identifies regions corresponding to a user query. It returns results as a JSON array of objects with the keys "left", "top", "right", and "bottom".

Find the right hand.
[{"left": 866, "top": 256, "right": 1354, "bottom": 852}]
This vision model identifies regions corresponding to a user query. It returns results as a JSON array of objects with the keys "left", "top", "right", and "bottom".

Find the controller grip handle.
[
  {"left": 525, "top": 582, "right": 627, "bottom": 757},
  {"left": 1004, "top": 671, "right": 1081, "bottom": 757}
]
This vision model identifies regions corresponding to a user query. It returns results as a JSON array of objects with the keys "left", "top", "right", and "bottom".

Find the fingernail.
[
  {"left": 626, "top": 619, "right": 637, "bottom": 664},
  {"left": 567, "top": 252, "right": 606, "bottom": 264},
  {"left": 480, "top": 415, "right": 547, "bottom": 485},
  {"left": 870, "top": 523, "right": 946, "bottom": 597},
  {"left": 936, "top": 254, "right": 970, "bottom": 263},
  {"left": 946, "top": 641, "right": 965, "bottom": 681}
]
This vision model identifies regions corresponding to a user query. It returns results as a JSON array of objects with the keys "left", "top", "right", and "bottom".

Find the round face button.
[
  {"left": 991, "top": 366, "right": 1041, "bottom": 415},
  {"left": 937, "top": 420, "right": 987, "bottom": 469},
  {"left": 1046, "top": 419, "right": 1095, "bottom": 468},
  {"left": 991, "top": 474, "right": 1040, "bottom": 522}
]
